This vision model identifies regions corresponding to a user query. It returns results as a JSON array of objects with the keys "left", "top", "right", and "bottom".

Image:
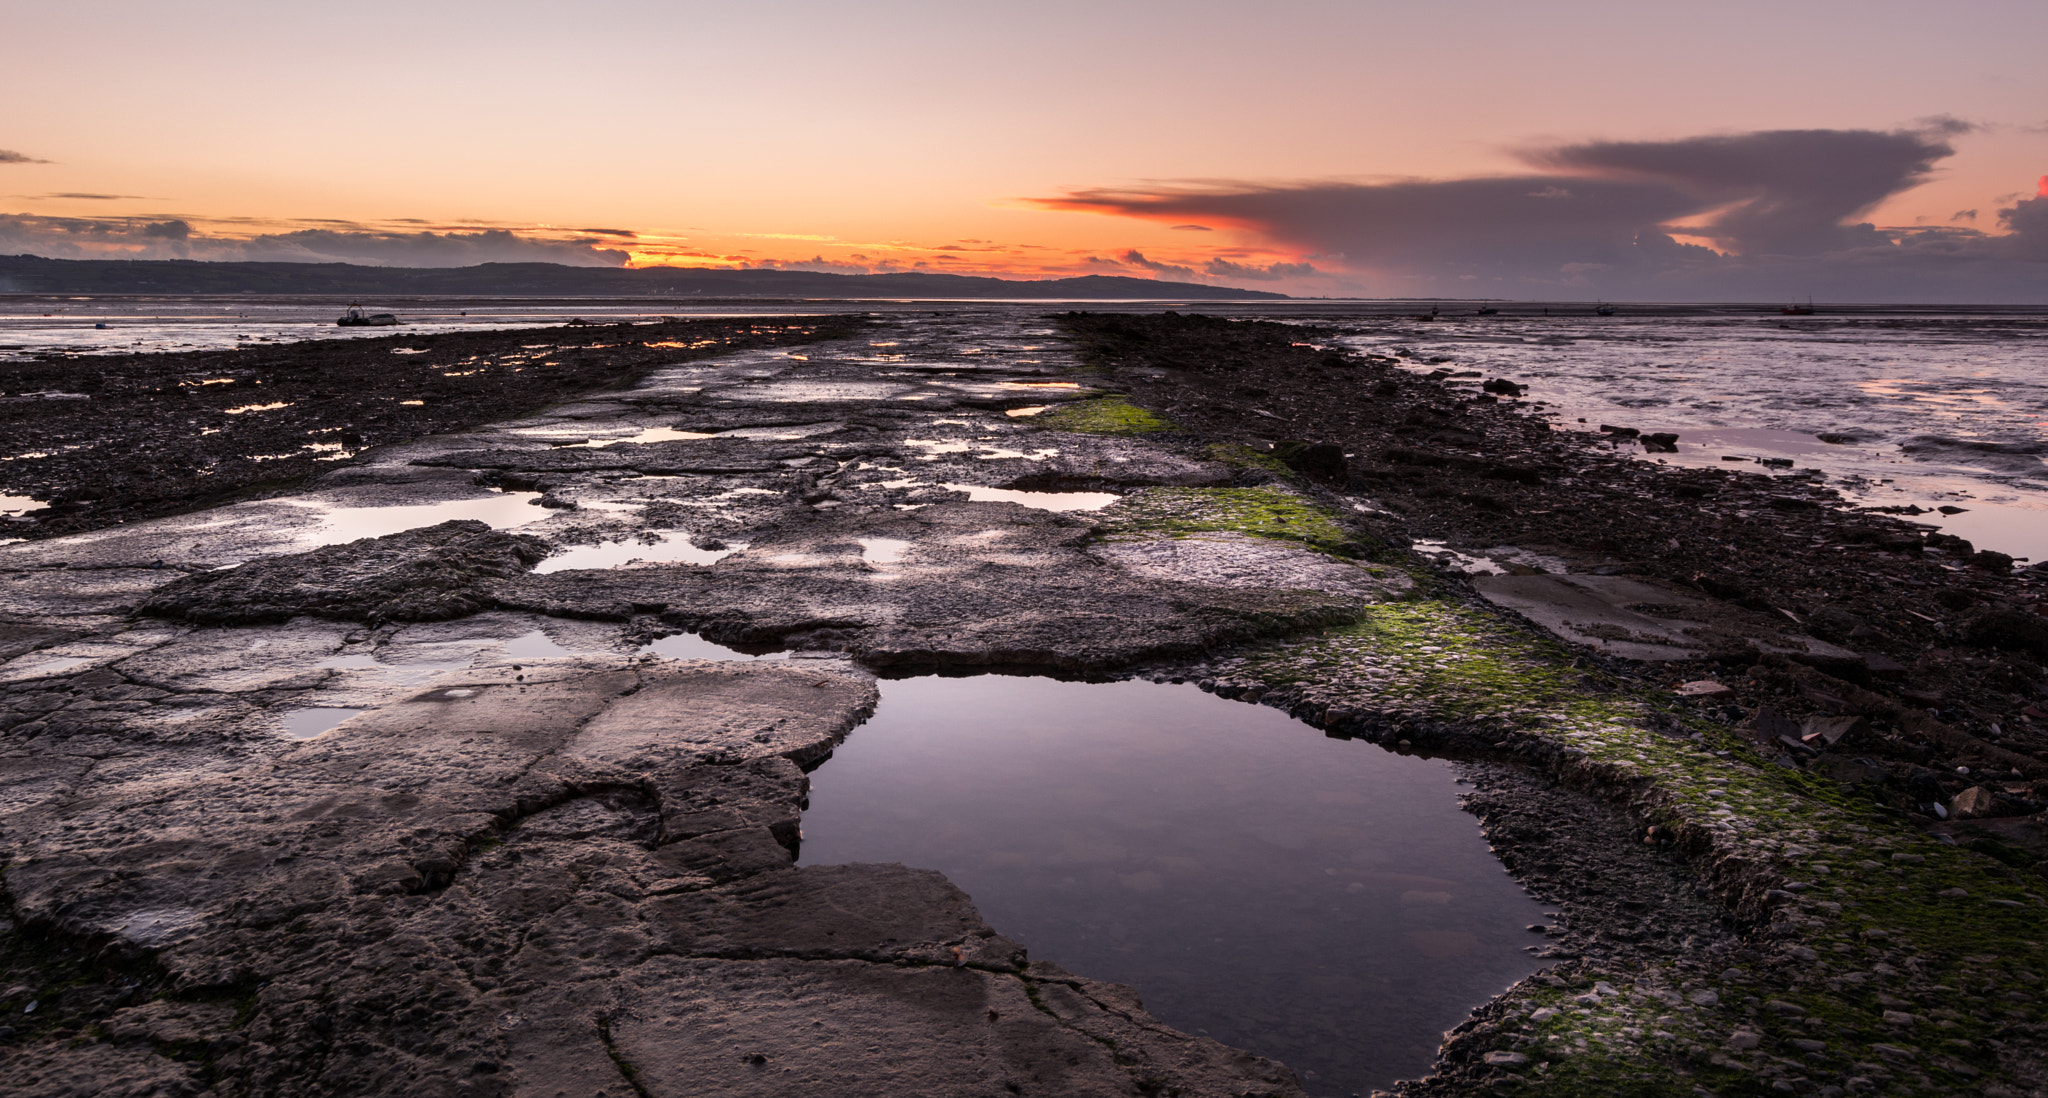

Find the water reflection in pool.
[{"left": 798, "top": 675, "right": 1546, "bottom": 1097}]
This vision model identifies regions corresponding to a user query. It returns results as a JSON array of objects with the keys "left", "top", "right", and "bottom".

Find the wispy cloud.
[
  {"left": 1030, "top": 125, "right": 2048, "bottom": 301},
  {"left": 18, "top": 192, "right": 155, "bottom": 201},
  {"left": 0, "top": 214, "right": 630, "bottom": 266},
  {"left": 0, "top": 149, "right": 50, "bottom": 165}
]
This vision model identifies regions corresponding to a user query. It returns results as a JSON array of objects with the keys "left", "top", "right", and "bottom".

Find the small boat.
[
  {"left": 337, "top": 304, "right": 399, "bottom": 327},
  {"left": 1594, "top": 303, "right": 1616, "bottom": 316},
  {"left": 1475, "top": 306, "right": 1498, "bottom": 316},
  {"left": 1780, "top": 300, "right": 1814, "bottom": 316}
]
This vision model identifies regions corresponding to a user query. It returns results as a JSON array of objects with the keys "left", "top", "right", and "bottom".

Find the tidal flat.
[{"left": 1, "top": 309, "right": 2044, "bottom": 1097}]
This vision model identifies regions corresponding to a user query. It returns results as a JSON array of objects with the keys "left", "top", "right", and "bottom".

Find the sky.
[{"left": 3, "top": 0, "right": 2046, "bottom": 300}]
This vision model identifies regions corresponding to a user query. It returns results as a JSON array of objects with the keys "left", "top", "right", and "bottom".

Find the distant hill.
[{"left": 0, "top": 255, "right": 1287, "bottom": 300}]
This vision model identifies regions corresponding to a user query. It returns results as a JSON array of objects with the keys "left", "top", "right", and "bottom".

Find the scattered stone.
[
  {"left": 1800, "top": 714, "right": 1867, "bottom": 747},
  {"left": 1677, "top": 680, "right": 1733, "bottom": 697},
  {"left": 1950, "top": 786, "right": 1998, "bottom": 819}
]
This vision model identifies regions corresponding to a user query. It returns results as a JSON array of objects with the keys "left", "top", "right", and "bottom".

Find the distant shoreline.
[{"left": 0, "top": 254, "right": 1288, "bottom": 301}]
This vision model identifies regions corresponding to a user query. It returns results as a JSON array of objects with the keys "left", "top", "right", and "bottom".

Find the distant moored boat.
[
  {"left": 1594, "top": 302, "right": 1616, "bottom": 316},
  {"left": 337, "top": 304, "right": 399, "bottom": 327}
]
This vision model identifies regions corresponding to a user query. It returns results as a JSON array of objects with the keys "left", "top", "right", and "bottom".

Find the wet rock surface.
[
  {"left": 1, "top": 312, "right": 1352, "bottom": 1098},
  {"left": 5, "top": 306, "right": 2046, "bottom": 1097},
  {"left": 139, "top": 520, "right": 549, "bottom": 625},
  {"left": 0, "top": 652, "right": 1302, "bottom": 1097}
]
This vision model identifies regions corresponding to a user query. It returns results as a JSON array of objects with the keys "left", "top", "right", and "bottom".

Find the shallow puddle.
[
  {"left": 533, "top": 533, "right": 742, "bottom": 573},
  {"left": 857, "top": 537, "right": 913, "bottom": 564},
  {"left": 640, "top": 632, "right": 786, "bottom": 661},
  {"left": 939, "top": 483, "right": 1119, "bottom": 512},
  {"left": 279, "top": 707, "right": 363, "bottom": 739},
  {"left": 562, "top": 426, "right": 718, "bottom": 446},
  {"left": 283, "top": 491, "right": 543, "bottom": 546},
  {"left": 799, "top": 675, "right": 1547, "bottom": 1096}
]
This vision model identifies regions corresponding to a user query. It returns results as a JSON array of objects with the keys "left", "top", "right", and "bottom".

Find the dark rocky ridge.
[
  {"left": 0, "top": 316, "right": 854, "bottom": 538},
  {"left": 1060, "top": 311, "right": 2048, "bottom": 824}
]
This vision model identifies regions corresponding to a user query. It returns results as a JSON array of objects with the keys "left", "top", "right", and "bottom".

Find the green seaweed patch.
[
  {"left": 1213, "top": 599, "right": 2047, "bottom": 1094},
  {"left": 1241, "top": 600, "right": 1631, "bottom": 725},
  {"left": 1096, "top": 486, "right": 1360, "bottom": 557},
  {"left": 1204, "top": 442, "right": 1293, "bottom": 478},
  {"left": 1033, "top": 395, "right": 1179, "bottom": 435}
]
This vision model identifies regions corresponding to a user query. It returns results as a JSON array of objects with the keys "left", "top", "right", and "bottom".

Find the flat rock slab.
[
  {"left": 1472, "top": 574, "right": 1712, "bottom": 660},
  {"left": 1093, "top": 531, "right": 1411, "bottom": 599},
  {"left": 0, "top": 654, "right": 1300, "bottom": 1096},
  {"left": 1472, "top": 572, "right": 1869, "bottom": 665},
  {"left": 493, "top": 502, "right": 1371, "bottom": 669},
  {"left": 139, "top": 520, "right": 550, "bottom": 625}
]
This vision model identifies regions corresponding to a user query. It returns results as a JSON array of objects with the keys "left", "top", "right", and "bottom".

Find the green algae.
[
  {"left": 1209, "top": 596, "right": 2048, "bottom": 1094},
  {"left": 1033, "top": 395, "right": 1179, "bottom": 435},
  {"left": 1096, "top": 486, "right": 1363, "bottom": 557},
  {"left": 1203, "top": 442, "right": 1293, "bottom": 478}
]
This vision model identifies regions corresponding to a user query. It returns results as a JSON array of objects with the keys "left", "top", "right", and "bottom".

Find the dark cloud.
[
  {"left": 1203, "top": 257, "right": 1319, "bottom": 281},
  {"left": 0, "top": 150, "right": 50, "bottom": 165},
  {"left": 1115, "top": 249, "right": 1199, "bottom": 281},
  {"left": 577, "top": 227, "right": 638, "bottom": 237},
  {"left": 1171, "top": 224, "right": 1212, "bottom": 231},
  {"left": 37, "top": 192, "right": 149, "bottom": 201},
  {"left": 1527, "top": 128, "right": 1955, "bottom": 254},
  {"left": 753, "top": 255, "right": 873, "bottom": 275},
  {"left": 1994, "top": 191, "right": 2048, "bottom": 261},
  {"left": 1032, "top": 127, "right": 2048, "bottom": 301},
  {"left": 0, "top": 216, "right": 630, "bottom": 266}
]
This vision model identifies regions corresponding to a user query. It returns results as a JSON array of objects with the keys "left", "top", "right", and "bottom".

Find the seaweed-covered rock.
[{"left": 140, "top": 519, "right": 549, "bottom": 624}]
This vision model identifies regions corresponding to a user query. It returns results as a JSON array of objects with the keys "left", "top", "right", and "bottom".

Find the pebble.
[
  {"left": 1727, "top": 1031, "right": 1762, "bottom": 1050},
  {"left": 1483, "top": 1051, "right": 1530, "bottom": 1067}
]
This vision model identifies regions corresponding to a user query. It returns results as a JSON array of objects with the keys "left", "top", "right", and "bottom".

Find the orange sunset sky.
[{"left": 4, "top": 0, "right": 2046, "bottom": 299}]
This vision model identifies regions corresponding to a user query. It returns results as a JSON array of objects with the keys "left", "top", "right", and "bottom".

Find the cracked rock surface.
[
  {"left": 1, "top": 655, "right": 1302, "bottom": 1097},
  {"left": 1, "top": 312, "right": 1339, "bottom": 1098}
]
